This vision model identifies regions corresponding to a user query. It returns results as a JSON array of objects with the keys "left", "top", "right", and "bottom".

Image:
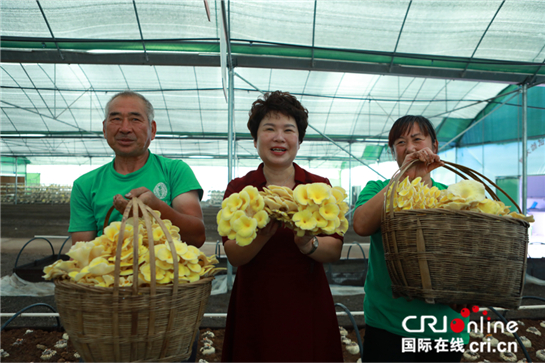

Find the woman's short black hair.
[
  {"left": 388, "top": 115, "right": 438, "bottom": 153},
  {"left": 247, "top": 91, "right": 308, "bottom": 143}
]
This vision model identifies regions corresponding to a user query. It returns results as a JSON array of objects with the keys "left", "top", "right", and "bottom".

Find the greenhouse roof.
[{"left": 1, "top": 0, "right": 544, "bottom": 168}]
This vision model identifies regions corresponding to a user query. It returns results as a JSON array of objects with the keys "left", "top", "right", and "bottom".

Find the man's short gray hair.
[{"left": 104, "top": 91, "right": 154, "bottom": 124}]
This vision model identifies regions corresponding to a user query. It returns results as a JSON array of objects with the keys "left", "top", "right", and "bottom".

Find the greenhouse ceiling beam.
[
  {"left": 132, "top": 0, "right": 149, "bottom": 62},
  {"left": 2, "top": 49, "right": 544, "bottom": 85},
  {"left": 0, "top": 151, "right": 364, "bottom": 162},
  {"left": 0, "top": 132, "right": 388, "bottom": 144},
  {"left": 459, "top": 0, "right": 505, "bottom": 79}
]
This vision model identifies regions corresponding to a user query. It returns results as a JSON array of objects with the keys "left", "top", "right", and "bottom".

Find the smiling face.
[
  {"left": 392, "top": 123, "right": 438, "bottom": 167},
  {"left": 103, "top": 95, "right": 156, "bottom": 158},
  {"left": 254, "top": 112, "right": 300, "bottom": 168}
]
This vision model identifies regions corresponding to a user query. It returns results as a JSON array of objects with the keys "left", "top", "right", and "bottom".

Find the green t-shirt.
[
  {"left": 69, "top": 152, "right": 203, "bottom": 235},
  {"left": 355, "top": 179, "right": 469, "bottom": 344}
]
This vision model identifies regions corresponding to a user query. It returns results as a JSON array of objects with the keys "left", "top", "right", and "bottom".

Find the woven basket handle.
[
  {"left": 103, "top": 205, "right": 116, "bottom": 231},
  {"left": 109, "top": 197, "right": 179, "bottom": 295},
  {"left": 382, "top": 159, "right": 523, "bottom": 221}
]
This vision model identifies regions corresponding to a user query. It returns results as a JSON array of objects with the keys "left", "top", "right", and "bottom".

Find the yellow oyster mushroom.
[
  {"left": 229, "top": 210, "right": 246, "bottom": 229},
  {"left": 267, "top": 185, "right": 293, "bottom": 199},
  {"left": 250, "top": 196, "right": 265, "bottom": 212},
  {"left": 294, "top": 228, "right": 306, "bottom": 237},
  {"left": 243, "top": 185, "right": 261, "bottom": 201},
  {"left": 119, "top": 268, "right": 134, "bottom": 276},
  {"left": 68, "top": 270, "right": 79, "bottom": 281},
  {"left": 181, "top": 249, "right": 198, "bottom": 262},
  {"left": 100, "top": 274, "right": 115, "bottom": 287},
  {"left": 264, "top": 197, "right": 282, "bottom": 210},
  {"left": 185, "top": 272, "right": 201, "bottom": 283},
  {"left": 207, "top": 254, "right": 219, "bottom": 265},
  {"left": 440, "top": 201, "right": 471, "bottom": 210},
  {"left": 239, "top": 190, "right": 251, "bottom": 211},
  {"left": 86, "top": 276, "right": 104, "bottom": 286},
  {"left": 155, "top": 244, "right": 175, "bottom": 263},
  {"left": 119, "top": 276, "right": 133, "bottom": 287},
  {"left": 73, "top": 266, "right": 91, "bottom": 282},
  {"left": 508, "top": 212, "right": 535, "bottom": 223},
  {"left": 397, "top": 197, "right": 411, "bottom": 209},
  {"left": 43, "top": 265, "right": 67, "bottom": 280},
  {"left": 122, "top": 234, "right": 143, "bottom": 250},
  {"left": 293, "top": 184, "right": 311, "bottom": 205},
  {"left": 188, "top": 245, "right": 201, "bottom": 255},
  {"left": 222, "top": 193, "right": 243, "bottom": 217},
  {"left": 55, "top": 260, "right": 80, "bottom": 273},
  {"left": 312, "top": 210, "right": 328, "bottom": 228},
  {"left": 303, "top": 203, "right": 320, "bottom": 214},
  {"left": 157, "top": 271, "right": 174, "bottom": 284},
  {"left": 188, "top": 263, "right": 202, "bottom": 273},
  {"left": 284, "top": 200, "right": 299, "bottom": 212},
  {"left": 254, "top": 210, "right": 270, "bottom": 229},
  {"left": 119, "top": 246, "right": 134, "bottom": 261},
  {"left": 322, "top": 218, "right": 338, "bottom": 234},
  {"left": 319, "top": 202, "right": 340, "bottom": 221},
  {"left": 398, "top": 187, "right": 415, "bottom": 199},
  {"left": 156, "top": 259, "right": 172, "bottom": 270},
  {"left": 67, "top": 242, "right": 95, "bottom": 268},
  {"left": 339, "top": 201, "right": 349, "bottom": 214},
  {"left": 43, "top": 260, "right": 80, "bottom": 280},
  {"left": 331, "top": 186, "right": 348, "bottom": 202},
  {"left": 140, "top": 263, "right": 166, "bottom": 282},
  {"left": 236, "top": 231, "right": 257, "bottom": 246},
  {"left": 398, "top": 176, "right": 411, "bottom": 189},
  {"left": 231, "top": 214, "right": 258, "bottom": 238},
  {"left": 177, "top": 263, "right": 191, "bottom": 277},
  {"left": 88, "top": 257, "right": 115, "bottom": 276},
  {"left": 477, "top": 198, "right": 503, "bottom": 215},
  {"left": 153, "top": 227, "right": 166, "bottom": 242},
  {"left": 447, "top": 180, "right": 486, "bottom": 203},
  {"left": 337, "top": 217, "right": 349, "bottom": 235},
  {"left": 410, "top": 177, "right": 422, "bottom": 187},
  {"left": 103, "top": 222, "right": 122, "bottom": 242},
  {"left": 307, "top": 183, "right": 331, "bottom": 205},
  {"left": 218, "top": 217, "right": 233, "bottom": 236},
  {"left": 293, "top": 209, "right": 317, "bottom": 230},
  {"left": 166, "top": 240, "right": 189, "bottom": 257}
]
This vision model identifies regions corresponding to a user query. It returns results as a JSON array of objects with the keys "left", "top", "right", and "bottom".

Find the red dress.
[{"left": 221, "top": 163, "right": 344, "bottom": 362}]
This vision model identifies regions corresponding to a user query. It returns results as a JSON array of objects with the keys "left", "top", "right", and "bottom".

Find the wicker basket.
[
  {"left": 381, "top": 161, "right": 529, "bottom": 310},
  {"left": 54, "top": 197, "right": 212, "bottom": 362}
]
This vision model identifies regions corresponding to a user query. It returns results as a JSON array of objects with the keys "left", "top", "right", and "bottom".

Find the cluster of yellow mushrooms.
[
  {"left": 43, "top": 213, "right": 221, "bottom": 287},
  {"left": 218, "top": 183, "right": 349, "bottom": 246},
  {"left": 387, "top": 177, "right": 534, "bottom": 222}
]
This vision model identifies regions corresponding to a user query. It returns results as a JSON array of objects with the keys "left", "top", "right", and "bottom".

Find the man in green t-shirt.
[{"left": 68, "top": 91, "right": 206, "bottom": 248}]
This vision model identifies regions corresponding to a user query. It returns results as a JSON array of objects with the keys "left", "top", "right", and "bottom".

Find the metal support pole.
[
  {"left": 14, "top": 157, "right": 18, "bottom": 205},
  {"left": 226, "top": 64, "right": 235, "bottom": 291},
  {"left": 522, "top": 84, "right": 527, "bottom": 215},
  {"left": 348, "top": 143, "right": 352, "bottom": 223}
]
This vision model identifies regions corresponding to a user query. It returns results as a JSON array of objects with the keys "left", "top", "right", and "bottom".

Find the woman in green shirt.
[{"left": 353, "top": 115, "right": 469, "bottom": 362}]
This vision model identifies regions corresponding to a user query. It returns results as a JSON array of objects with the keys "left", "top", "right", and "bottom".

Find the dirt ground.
[{"left": 2, "top": 320, "right": 545, "bottom": 362}]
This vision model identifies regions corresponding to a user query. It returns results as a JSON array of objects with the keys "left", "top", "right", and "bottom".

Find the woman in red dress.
[{"left": 221, "top": 91, "right": 344, "bottom": 362}]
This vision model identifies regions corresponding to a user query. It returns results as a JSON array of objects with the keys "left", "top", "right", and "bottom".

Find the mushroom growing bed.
[{"left": 2, "top": 320, "right": 544, "bottom": 362}]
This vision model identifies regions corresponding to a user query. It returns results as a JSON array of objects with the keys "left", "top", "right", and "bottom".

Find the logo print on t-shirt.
[{"left": 153, "top": 182, "right": 168, "bottom": 200}]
